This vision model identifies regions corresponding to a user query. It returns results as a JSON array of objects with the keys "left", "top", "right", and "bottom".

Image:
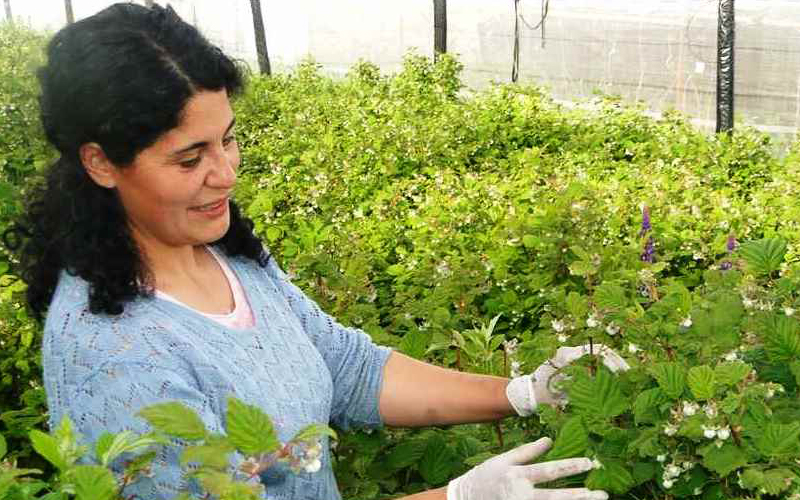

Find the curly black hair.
[{"left": 3, "top": 3, "right": 267, "bottom": 320}]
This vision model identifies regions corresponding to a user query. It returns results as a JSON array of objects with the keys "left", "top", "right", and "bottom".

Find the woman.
[{"left": 7, "top": 4, "right": 626, "bottom": 500}]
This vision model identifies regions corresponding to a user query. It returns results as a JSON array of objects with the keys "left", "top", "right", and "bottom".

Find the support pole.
[
  {"left": 716, "top": 0, "right": 735, "bottom": 133},
  {"left": 433, "top": 0, "right": 447, "bottom": 61},
  {"left": 65, "top": 0, "right": 74, "bottom": 24},
  {"left": 3, "top": 0, "right": 11, "bottom": 23},
  {"left": 250, "top": 0, "right": 271, "bottom": 75}
]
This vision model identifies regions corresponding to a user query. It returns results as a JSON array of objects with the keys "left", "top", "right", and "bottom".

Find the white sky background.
[{"left": 9, "top": 1, "right": 800, "bottom": 138}]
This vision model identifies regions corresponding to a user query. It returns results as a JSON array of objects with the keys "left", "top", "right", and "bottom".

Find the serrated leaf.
[
  {"left": 94, "top": 433, "right": 114, "bottom": 465},
  {"left": 586, "top": 459, "right": 634, "bottom": 494},
  {"left": 225, "top": 397, "right": 280, "bottom": 456},
  {"left": 29, "top": 430, "right": 66, "bottom": 471},
  {"left": 762, "top": 315, "right": 800, "bottom": 362},
  {"left": 715, "top": 361, "right": 751, "bottom": 387},
  {"left": 633, "top": 388, "right": 667, "bottom": 425},
  {"left": 99, "top": 431, "right": 165, "bottom": 467},
  {"left": 66, "top": 465, "right": 117, "bottom": 500},
  {"left": 594, "top": 283, "right": 627, "bottom": 312},
  {"left": 649, "top": 363, "right": 686, "bottom": 399},
  {"left": 124, "top": 450, "right": 157, "bottom": 481},
  {"left": 567, "top": 368, "right": 628, "bottom": 420},
  {"left": 418, "top": 434, "right": 456, "bottom": 486},
  {"left": 545, "top": 416, "right": 588, "bottom": 460},
  {"left": 566, "top": 292, "right": 589, "bottom": 319},
  {"left": 293, "top": 423, "right": 338, "bottom": 443},
  {"left": 762, "top": 468, "right": 796, "bottom": 495},
  {"left": 0, "top": 433, "right": 6, "bottom": 459},
  {"left": 755, "top": 422, "right": 800, "bottom": 458},
  {"left": 739, "top": 238, "right": 787, "bottom": 275},
  {"left": 739, "top": 468, "right": 764, "bottom": 490},
  {"left": 385, "top": 439, "right": 427, "bottom": 470},
  {"left": 700, "top": 442, "right": 747, "bottom": 476},
  {"left": 137, "top": 402, "right": 208, "bottom": 441},
  {"left": 687, "top": 365, "right": 716, "bottom": 400},
  {"left": 181, "top": 442, "right": 234, "bottom": 469}
]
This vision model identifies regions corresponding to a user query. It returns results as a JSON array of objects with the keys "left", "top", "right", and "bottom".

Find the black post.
[
  {"left": 250, "top": 0, "right": 271, "bottom": 75},
  {"left": 65, "top": 0, "right": 74, "bottom": 24},
  {"left": 716, "top": 0, "right": 735, "bottom": 133},
  {"left": 433, "top": 0, "right": 447, "bottom": 61}
]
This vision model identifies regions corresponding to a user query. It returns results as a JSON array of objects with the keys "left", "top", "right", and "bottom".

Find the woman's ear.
[{"left": 79, "top": 142, "right": 118, "bottom": 189}]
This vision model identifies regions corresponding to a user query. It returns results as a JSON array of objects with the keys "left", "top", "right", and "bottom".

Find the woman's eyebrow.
[{"left": 169, "top": 117, "right": 236, "bottom": 157}]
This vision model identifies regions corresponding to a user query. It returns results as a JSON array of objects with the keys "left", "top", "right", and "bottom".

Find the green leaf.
[
  {"left": 700, "top": 442, "right": 747, "bottom": 476},
  {"left": 66, "top": 465, "right": 118, "bottom": 500},
  {"left": 94, "top": 433, "right": 114, "bottom": 464},
  {"left": 762, "top": 315, "right": 800, "bottom": 362},
  {"left": 567, "top": 368, "right": 628, "bottom": 420},
  {"left": 633, "top": 388, "right": 667, "bottom": 425},
  {"left": 545, "top": 416, "right": 588, "bottom": 460},
  {"left": 522, "top": 234, "right": 537, "bottom": 248},
  {"left": 0, "top": 433, "right": 6, "bottom": 459},
  {"left": 649, "top": 363, "right": 686, "bottom": 399},
  {"left": 586, "top": 459, "right": 634, "bottom": 495},
  {"left": 755, "top": 422, "right": 800, "bottom": 458},
  {"left": 738, "top": 237, "right": 787, "bottom": 275},
  {"left": 266, "top": 226, "right": 282, "bottom": 242},
  {"left": 225, "top": 396, "right": 280, "bottom": 456},
  {"left": 566, "top": 292, "right": 589, "bottom": 319},
  {"left": 687, "top": 365, "right": 716, "bottom": 400},
  {"left": 762, "top": 468, "right": 797, "bottom": 495},
  {"left": 594, "top": 283, "right": 627, "bottom": 312},
  {"left": 399, "top": 330, "right": 430, "bottom": 360},
  {"left": 293, "top": 423, "right": 338, "bottom": 443},
  {"left": 715, "top": 361, "right": 751, "bottom": 387},
  {"left": 385, "top": 439, "right": 427, "bottom": 470},
  {"left": 123, "top": 450, "right": 157, "bottom": 481},
  {"left": 29, "top": 430, "right": 67, "bottom": 471},
  {"left": 137, "top": 402, "right": 208, "bottom": 441},
  {"left": 418, "top": 434, "right": 456, "bottom": 486},
  {"left": 181, "top": 442, "right": 234, "bottom": 469}
]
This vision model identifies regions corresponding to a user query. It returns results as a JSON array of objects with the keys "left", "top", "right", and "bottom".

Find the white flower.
[
  {"left": 742, "top": 298, "right": 755, "bottom": 309},
  {"left": 557, "top": 334, "right": 568, "bottom": 343},
  {"left": 663, "top": 479, "right": 674, "bottom": 489},
  {"left": 663, "top": 424, "right": 678, "bottom": 437},
  {"left": 693, "top": 487, "right": 702, "bottom": 495},
  {"left": 680, "top": 316, "right": 693, "bottom": 329},
  {"left": 510, "top": 361, "right": 522, "bottom": 378},
  {"left": 627, "top": 343, "right": 640, "bottom": 354},
  {"left": 303, "top": 458, "right": 322, "bottom": 473},
  {"left": 590, "top": 458, "right": 603, "bottom": 469},
  {"left": 682, "top": 461, "right": 696, "bottom": 470},
  {"left": 702, "top": 425, "right": 717, "bottom": 440},
  {"left": 586, "top": 314, "right": 600, "bottom": 328},
  {"left": 551, "top": 319, "right": 566, "bottom": 333},
  {"left": 665, "top": 464, "right": 682, "bottom": 477},
  {"left": 766, "top": 388, "right": 775, "bottom": 399},
  {"left": 656, "top": 454, "right": 666, "bottom": 463},
  {"left": 682, "top": 401, "right": 698, "bottom": 416},
  {"left": 606, "top": 323, "right": 620, "bottom": 336},
  {"left": 717, "top": 427, "right": 731, "bottom": 440},
  {"left": 786, "top": 307, "right": 796, "bottom": 317},
  {"left": 723, "top": 351, "right": 739, "bottom": 362},
  {"left": 704, "top": 404, "right": 718, "bottom": 418}
]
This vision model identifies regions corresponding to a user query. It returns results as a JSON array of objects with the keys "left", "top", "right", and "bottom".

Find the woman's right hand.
[{"left": 446, "top": 437, "right": 608, "bottom": 500}]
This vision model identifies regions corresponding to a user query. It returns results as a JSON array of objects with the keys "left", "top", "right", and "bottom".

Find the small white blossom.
[
  {"left": 586, "top": 314, "right": 600, "bottom": 328},
  {"left": 717, "top": 427, "right": 731, "bottom": 440},
  {"left": 665, "top": 464, "right": 682, "bottom": 478},
  {"left": 590, "top": 458, "right": 603, "bottom": 469},
  {"left": 682, "top": 401, "right": 698, "bottom": 416},
  {"left": 656, "top": 454, "right": 666, "bottom": 463},
  {"left": 606, "top": 323, "right": 620, "bottom": 336},
  {"left": 742, "top": 298, "right": 755, "bottom": 309},
  {"left": 766, "top": 388, "right": 775, "bottom": 399},
  {"left": 663, "top": 479, "right": 674, "bottom": 489},
  {"left": 627, "top": 343, "right": 640, "bottom": 354},
  {"left": 557, "top": 334, "right": 568, "bottom": 343},
  {"left": 551, "top": 319, "right": 566, "bottom": 333},
  {"left": 680, "top": 316, "right": 693, "bottom": 329},
  {"left": 702, "top": 425, "right": 717, "bottom": 440},
  {"left": 723, "top": 351, "right": 739, "bottom": 362},
  {"left": 704, "top": 404, "right": 718, "bottom": 418},
  {"left": 510, "top": 361, "right": 523, "bottom": 378},
  {"left": 693, "top": 487, "right": 702, "bottom": 495},
  {"left": 303, "top": 458, "right": 322, "bottom": 473},
  {"left": 785, "top": 307, "right": 795, "bottom": 317},
  {"left": 663, "top": 424, "right": 678, "bottom": 436}
]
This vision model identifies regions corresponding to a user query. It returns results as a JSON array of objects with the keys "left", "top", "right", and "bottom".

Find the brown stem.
[{"left": 493, "top": 421, "right": 504, "bottom": 449}]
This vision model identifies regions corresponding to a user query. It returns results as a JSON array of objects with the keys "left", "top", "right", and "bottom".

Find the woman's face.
[{"left": 109, "top": 89, "right": 239, "bottom": 252}]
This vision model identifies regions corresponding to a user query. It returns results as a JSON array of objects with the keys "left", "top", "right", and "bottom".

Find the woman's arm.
[{"left": 378, "top": 351, "right": 515, "bottom": 427}]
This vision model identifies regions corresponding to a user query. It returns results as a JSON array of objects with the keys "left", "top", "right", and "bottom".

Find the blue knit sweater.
[{"left": 42, "top": 249, "right": 392, "bottom": 499}]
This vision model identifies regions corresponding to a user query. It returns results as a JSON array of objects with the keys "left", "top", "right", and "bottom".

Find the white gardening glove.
[
  {"left": 446, "top": 437, "right": 608, "bottom": 500},
  {"left": 506, "top": 344, "right": 630, "bottom": 416}
]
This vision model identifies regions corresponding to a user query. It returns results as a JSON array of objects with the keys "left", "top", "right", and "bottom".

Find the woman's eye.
[
  {"left": 179, "top": 157, "right": 201, "bottom": 168},
  {"left": 223, "top": 135, "right": 236, "bottom": 147}
]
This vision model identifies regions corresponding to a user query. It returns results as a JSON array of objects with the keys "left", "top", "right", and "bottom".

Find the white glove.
[
  {"left": 446, "top": 437, "right": 608, "bottom": 500},
  {"left": 506, "top": 344, "right": 630, "bottom": 416}
]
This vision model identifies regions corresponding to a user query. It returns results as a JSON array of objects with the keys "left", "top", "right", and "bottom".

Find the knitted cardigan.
[{"left": 42, "top": 249, "right": 392, "bottom": 500}]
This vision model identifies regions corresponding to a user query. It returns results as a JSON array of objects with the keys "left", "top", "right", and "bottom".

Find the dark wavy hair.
[{"left": 3, "top": 3, "right": 268, "bottom": 320}]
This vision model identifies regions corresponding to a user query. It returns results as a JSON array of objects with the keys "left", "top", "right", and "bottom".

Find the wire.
[{"left": 513, "top": 0, "right": 550, "bottom": 83}]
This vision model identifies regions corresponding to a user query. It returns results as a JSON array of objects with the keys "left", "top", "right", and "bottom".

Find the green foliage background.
[{"left": 3, "top": 22, "right": 800, "bottom": 499}]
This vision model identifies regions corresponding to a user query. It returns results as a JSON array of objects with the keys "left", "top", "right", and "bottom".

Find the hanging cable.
[{"left": 513, "top": 0, "right": 550, "bottom": 83}]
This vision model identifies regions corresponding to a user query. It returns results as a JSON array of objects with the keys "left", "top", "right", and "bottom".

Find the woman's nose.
[{"left": 208, "top": 151, "right": 237, "bottom": 188}]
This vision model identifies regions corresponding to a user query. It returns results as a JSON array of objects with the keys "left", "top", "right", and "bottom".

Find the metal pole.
[
  {"left": 249, "top": 0, "right": 271, "bottom": 75},
  {"left": 716, "top": 0, "right": 735, "bottom": 133},
  {"left": 65, "top": 0, "right": 74, "bottom": 24},
  {"left": 3, "top": 0, "right": 12, "bottom": 23},
  {"left": 433, "top": 0, "right": 447, "bottom": 61}
]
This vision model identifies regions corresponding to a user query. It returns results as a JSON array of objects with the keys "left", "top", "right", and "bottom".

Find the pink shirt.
[{"left": 155, "top": 246, "right": 255, "bottom": 329}]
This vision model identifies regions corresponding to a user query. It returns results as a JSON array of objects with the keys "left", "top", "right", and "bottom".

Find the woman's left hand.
[{"left": 506, "top": 344, "right": 630, "bottom": 416}]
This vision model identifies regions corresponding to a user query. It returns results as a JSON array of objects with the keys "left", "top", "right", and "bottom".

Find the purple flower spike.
[
  {"left": 641, "top": 236, "right": 655, "bottom": 263},
  {"left": 639, "top": 206, "right": 651, "bottom": 238},
  {"left": 726, "top": 234, "right": 737, "bottom": 253},
  {"left": 720, "top": 261, "right": 733, "bottom": 271}
]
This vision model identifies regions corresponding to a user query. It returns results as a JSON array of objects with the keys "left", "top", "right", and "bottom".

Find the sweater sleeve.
[
  {"left": 264, "top": 257, "right": 392, "bottom": 431},
  {"left": 49, "top": 362, "right": 256, "bottom": 500}
]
